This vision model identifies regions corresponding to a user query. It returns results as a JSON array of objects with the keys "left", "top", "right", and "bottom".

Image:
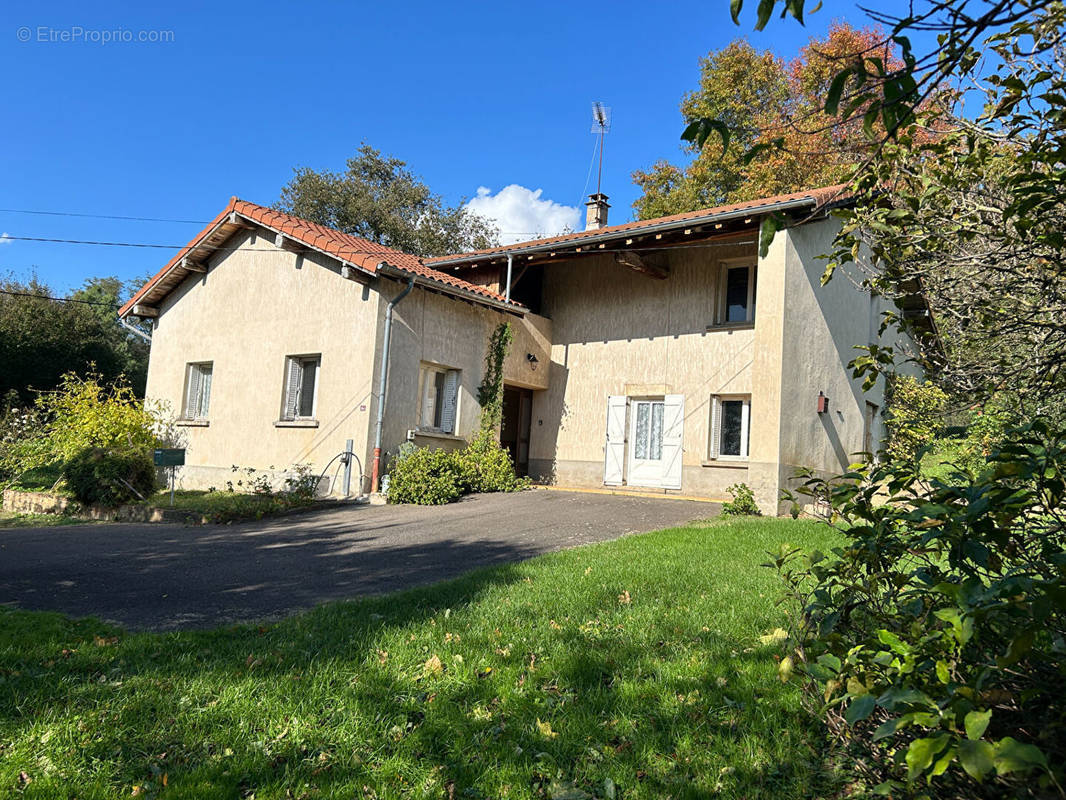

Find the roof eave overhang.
[
  {"left": 376, "top": 262, "right": 526, "bottom": 316},
  {"left": 119, "top": 208, "right": 380, "bottom": 319},
  {"left": 428, "top": 196, "right": 823, "bottom": 268}
]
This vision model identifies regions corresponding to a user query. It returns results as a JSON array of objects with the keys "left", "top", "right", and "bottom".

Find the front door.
[
  {"left": 627, "top": 398, "right": 665, "bottom": 488},
  {"left": 501, "top": 386, "right": 533, "bottom": 475}
]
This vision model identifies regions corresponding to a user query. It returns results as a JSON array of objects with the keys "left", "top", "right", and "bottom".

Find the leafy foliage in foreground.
[
  {"left": 774, "top": 421, "right": 1065, "bottom": 796},
  {"left": 0, "top": 519, "right": 839, "bottom": 799}
]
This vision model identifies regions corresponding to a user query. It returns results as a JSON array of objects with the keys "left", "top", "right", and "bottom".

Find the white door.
[
  {"left": 628, "top": 398, "right": 666, "bottom": 488},
  {"left": 661, "top": 394, "right": 685, "bottom": 490},
  {"left": 603, "top": 395, "right": 628, "bottom": 486}
]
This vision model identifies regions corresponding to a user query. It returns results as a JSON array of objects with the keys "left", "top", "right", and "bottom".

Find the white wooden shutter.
[
  {"left": 184, "top": 365, "right": 201, "bottom": 419},
  {"left": 708, "top": 395, "right": 722, "bottom": 459},
  {"left": 604, "top": 395, "right": 627, "bottom": 486},
  {"left": 283, "top": 358, "right": 301, "bottom": 420},
  {"left": 440, "top": 370, "right": 460, "bottom": 433},
  {"left": 661, "top": 394, "right": 685, "bottom": 490},
  {"left": 199, "top": 367, "right": 212, "bottom": 418}
]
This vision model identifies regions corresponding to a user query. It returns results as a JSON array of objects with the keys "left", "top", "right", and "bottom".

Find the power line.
[
  {"left": 0, "top": 205, "right": 556, "bottom": 236},
  {"left": 0, "top": 207, "right": 209, "bottom": 224},
  {"left": 0, "top": 288, "right": 120, "bottom": 307}
]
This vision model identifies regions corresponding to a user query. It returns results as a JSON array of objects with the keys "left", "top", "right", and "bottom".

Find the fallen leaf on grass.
[
  {"left": 618, "top": 591, "right": 631, "bottom": 605},
  {"left": 423, "top": 655, "right": 443, "bottom": 676},
  {"left": 548, "top": 779, "right": 590, "bottom": 799},
  {"left": 18, "top": 771, "right": 31, "bottom": 788},
  {"left": 536, "top": 719, "right": 559, "bottom": 739},
  {"left": 94, "top": 636, "right": 119, "bottom": 647}
]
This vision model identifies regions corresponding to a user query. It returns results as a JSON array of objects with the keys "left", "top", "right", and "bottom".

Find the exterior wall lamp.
[
  {"left": 527, "top": 353, "right": 539, "bottom": 371},
  {"left": 817, "top": 391, "right": 829, "bottom": 414}
]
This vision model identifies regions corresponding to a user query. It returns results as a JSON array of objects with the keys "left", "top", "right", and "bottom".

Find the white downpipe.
[
  {"left": 505, "top": 252, "right": 513, "bottom": 302},
  {"left": 118, "top": 315, "right": 152, "bottom": 343},
  {"left": 371, "top": 274, "right": 415, "bottom": 493}
]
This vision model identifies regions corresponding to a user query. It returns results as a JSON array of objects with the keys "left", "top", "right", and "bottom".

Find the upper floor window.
[
  {"left": 182, "top": 362, "right": 213, "bottom": 420},
  {"left": 419, "top": 364, "right": 460, "bottom": 434},
  {"left": 282, "top": 355, "right": 320, "bottom": 421},
  {"left": 718, "top": 261, "right": 757, "bottom": 325}
]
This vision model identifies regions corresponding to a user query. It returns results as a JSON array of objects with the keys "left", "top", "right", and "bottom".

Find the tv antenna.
[{"left": 591, "top": 102, "right": 611, "bottom": 195}]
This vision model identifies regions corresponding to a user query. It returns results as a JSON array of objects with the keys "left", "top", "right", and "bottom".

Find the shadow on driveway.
[{"left": 0, "top": 489, "right": 711, "bottom": 630}]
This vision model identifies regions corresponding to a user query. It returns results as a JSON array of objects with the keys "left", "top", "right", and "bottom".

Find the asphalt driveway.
[{"left": 0, "top": 489, "right": 710, "bottom": 631}]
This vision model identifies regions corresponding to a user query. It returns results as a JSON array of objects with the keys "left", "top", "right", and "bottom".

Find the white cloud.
[
  {"left": 466, "top": 185, "right": 581, "bottom": 245},
  {"left": 0, "top": 232, "right": 12, "bottom": 246}
]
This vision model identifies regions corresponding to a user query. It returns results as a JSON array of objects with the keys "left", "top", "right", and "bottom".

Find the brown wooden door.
[{"left": 500, "top": 386, "right": 533, "bottom": 475}]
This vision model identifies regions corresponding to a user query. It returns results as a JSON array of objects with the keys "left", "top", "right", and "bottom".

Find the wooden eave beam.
[
  {"left": 180, "top": 256, "right": 206, "bottom": 273},
  {"left": 131, "top": 304, "right": 159, "bottom": 318},
  {"left": 275, "top": 232, "right": 306, "bottom": 253}
]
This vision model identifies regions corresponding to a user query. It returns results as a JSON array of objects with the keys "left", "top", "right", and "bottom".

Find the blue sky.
[{"left": 2, "top": 0, "right": 894, "bottom": 295}]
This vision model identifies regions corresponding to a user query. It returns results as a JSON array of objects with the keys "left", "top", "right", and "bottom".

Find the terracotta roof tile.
[
  {"left": 119, "top": 198, "right": 520, "bottom": 316},
  {"left": 427, "top": 184, "right": 851, "bottom": 264}
]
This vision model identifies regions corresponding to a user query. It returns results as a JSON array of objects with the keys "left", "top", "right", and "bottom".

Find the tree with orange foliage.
[{"left": 632, "top": 23, "right": 900, "bottom": 219}]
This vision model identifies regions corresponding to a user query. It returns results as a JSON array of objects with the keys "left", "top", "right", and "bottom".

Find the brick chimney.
[{"left": 585, "top": 192, "right": 610, "bottom": 231}]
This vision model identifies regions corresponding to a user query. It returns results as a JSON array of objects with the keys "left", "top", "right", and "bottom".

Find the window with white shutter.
[
  {"left": 708, "top": 395, "right": 750, "bottom": 459},
  {"left": 418, "top": 364, "right": 460, "bottom": 434},
  {"left": 281, "top": 355, "right": 321, "bottom": 421},
  {"left": 182, "top": 362, "right": 213, "bottom": 420}
]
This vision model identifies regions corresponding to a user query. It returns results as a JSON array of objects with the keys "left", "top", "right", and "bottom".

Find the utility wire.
[
  {"left": 0, "top": 288, "right": 120, "bottom": 307},
  {"left": 0, "top": 205, "right": 552, "bottom": 236},
  {"left": 0, "top": 208, "right": 209, "bottom": 224},
  {"left": 0, "top": 234, "right": 758, "bottom": 259}
]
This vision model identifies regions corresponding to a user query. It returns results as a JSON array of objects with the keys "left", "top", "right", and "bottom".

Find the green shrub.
[
  {"left": 453, "top": 431, "right": 530, "bottom": 494},
  {"left": 721, "top": 482, "right": 761, "bottom": 515},
  {"left": 775, "top": 420, "right": 1065, "bottom": 796},
  {"left": 885, "top": 375, "right": 948, "bottom": 460},
  {"left": 1, "top": 371, "right": 165, "bottom": 483},
  {"left": 386, "top": 446, "right": 463, "bottom": 505},
  {"left": 387, "top": 434, "right": 528, "bottom": 505},
  {"left": 63, "top": 447, "right": 158, "bottom": 506}
]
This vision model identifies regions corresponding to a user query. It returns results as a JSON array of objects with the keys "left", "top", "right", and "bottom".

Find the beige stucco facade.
[{"left": 141, "top": 208, "right": 894, "bottom": 515}]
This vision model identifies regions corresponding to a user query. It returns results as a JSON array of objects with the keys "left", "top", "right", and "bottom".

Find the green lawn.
[{"left": 0, "top": 517, "right": 839, "bottom": 799}]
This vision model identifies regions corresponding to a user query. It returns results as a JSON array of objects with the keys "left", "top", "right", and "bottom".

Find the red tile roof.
[
  {"left": 427, "top": 184, "right": 851, "bottom": 265},
  {"left": 119, "top": 198, "right": 521, "bottom": 317}
]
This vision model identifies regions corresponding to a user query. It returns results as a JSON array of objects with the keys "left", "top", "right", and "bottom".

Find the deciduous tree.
[{"left": 278, "top": 143, "right": 498, "bottom": 257}]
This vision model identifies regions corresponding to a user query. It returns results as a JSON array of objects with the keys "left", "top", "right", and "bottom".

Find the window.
[
  {"left": 717, "top": 262, "right": 757, "bottom": 324},
  {"left": 182, "top": 362, "right": 213, "bottom": 420},
  {"left": 709, "top": 395, "right": 751, "bottom": 459},
  {"left": 419, "top": 364, "right": 460, "bottom": 434},
  {"left": 282, "top": 355, "right": 320, "bottom": 421},
  {"left": 632, "top": 400, "right": 664, "bottom": 461}
]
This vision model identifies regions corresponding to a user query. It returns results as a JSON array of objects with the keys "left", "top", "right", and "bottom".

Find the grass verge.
[
  {"left": 0, "top": 517, "right": 839, "bottom": 799},
  {"left": 0, "top": 511, "right": 92, "bottom": 529},
  {"left": 137, "top": 490, "right": 313, "bottom": 523}
]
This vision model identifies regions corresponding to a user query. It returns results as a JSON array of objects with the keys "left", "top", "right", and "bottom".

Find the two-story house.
[{"left": 119, "top": 185, "right": 905, "bottom": 514}]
